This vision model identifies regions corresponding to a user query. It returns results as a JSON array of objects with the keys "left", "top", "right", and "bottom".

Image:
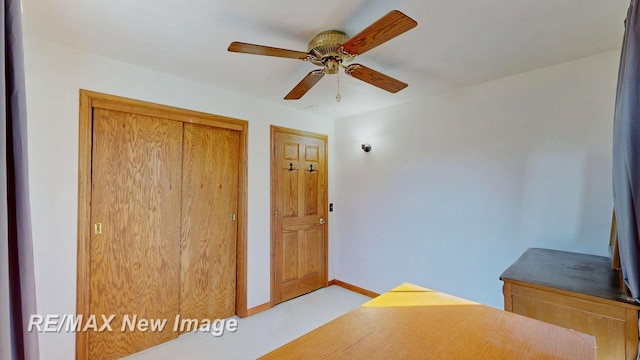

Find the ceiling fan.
[{"left": 227, "top": 10, "right": 417, "bottom": 100}]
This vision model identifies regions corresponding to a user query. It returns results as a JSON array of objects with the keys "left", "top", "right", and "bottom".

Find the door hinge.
[
  {"left": 232, "top": 213, "right": 236, "bottom": 221},
  {"left": 94, "top": 223, "right": 102, "bottom": 235},
  {"left": 274, "top": 209, "right": 278, "bottom": 217}
]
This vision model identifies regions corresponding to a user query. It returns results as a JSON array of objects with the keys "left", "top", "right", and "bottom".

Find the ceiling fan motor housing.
[{"left": 307, "top": 30, "right": 351, "bottom": 73}]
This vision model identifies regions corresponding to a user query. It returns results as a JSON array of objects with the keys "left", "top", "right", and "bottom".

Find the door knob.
[{"left": 319, "top": 217, "right": 325, "bottom": 225}]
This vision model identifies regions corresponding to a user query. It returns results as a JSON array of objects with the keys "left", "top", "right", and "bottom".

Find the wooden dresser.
[{"left": 501, "top": 248, "right": 640, "bottom": 360}]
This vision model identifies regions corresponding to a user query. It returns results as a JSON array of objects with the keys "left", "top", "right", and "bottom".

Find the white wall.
[
  {"left": 23, "top": 37, "right": 335, "bottom": 359},
  {"left": 333, "top": 50, "right": 620, "bottom": 308}
]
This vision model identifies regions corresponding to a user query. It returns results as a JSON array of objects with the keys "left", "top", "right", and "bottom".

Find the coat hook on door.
[{"left": 289, "top": 163, "right": 295, "bottom": 171}]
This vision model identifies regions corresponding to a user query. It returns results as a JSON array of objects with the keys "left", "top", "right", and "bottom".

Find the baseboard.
[
  {"left": 328, "top": 279, "right": 380, "bottom": 298},
  {"left": 246, "top": 302, "right": 271, "bottom": 316},
  {"left": 246, "top": 280, "right": 378, "bottom": 317}
]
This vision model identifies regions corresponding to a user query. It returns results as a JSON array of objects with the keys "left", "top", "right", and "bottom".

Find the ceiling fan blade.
[
  {"left": 345, "top": 64, "right": 408, "bottom": 93},
  {"left": 228, "top": 42, "right": 310, "bottom": 60},
  {"left": 284, "top": 69, "right": 326, "bottom": 100},
  {"left": 341, "top": 10, "right": 417, "bottom": 56}
]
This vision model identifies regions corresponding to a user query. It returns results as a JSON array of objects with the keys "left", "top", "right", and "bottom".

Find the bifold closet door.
[
  {"left": 180, "top": 123, "right": 239, "bottom": 322},
  {"left": 89, "top": 109, "right": 182, "bottom": 359}
]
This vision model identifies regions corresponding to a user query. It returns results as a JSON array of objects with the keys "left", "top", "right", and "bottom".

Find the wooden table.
[
  {"left": 501, "top": 248, "right": 640, "bottom": 360},
  {"left": 260, "top": 283, "right": 595, "bottom": 359}
]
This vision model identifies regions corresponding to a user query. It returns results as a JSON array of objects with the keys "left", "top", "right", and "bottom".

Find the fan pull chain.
[{"left": 336, "top": 70, "right": 341, "bottom": 102}]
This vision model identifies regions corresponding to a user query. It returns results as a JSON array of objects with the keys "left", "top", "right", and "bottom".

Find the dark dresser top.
[{"left": 500, "top": 248, "right": 639, "bottom": 306}]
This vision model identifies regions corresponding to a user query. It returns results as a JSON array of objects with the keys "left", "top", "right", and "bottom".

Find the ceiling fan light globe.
[{"left": 325, "top": 58, "right": 340, "bottom": 74}]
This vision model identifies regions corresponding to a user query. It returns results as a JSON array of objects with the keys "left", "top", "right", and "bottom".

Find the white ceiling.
[{"left": 22, "top": 0, "right": 629, "bottom": 118}]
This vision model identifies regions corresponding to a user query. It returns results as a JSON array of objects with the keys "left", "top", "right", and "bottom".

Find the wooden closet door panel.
[
  {"left": 89, "top": 109, "right": 182, "bottom": 359},
  {"left": 180, "top": 124, "right": 239, "bottom": 322}
]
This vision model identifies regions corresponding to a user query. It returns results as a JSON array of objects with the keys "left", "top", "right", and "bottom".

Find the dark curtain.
[
  {"left": 613, "top": 0, "right": 640, "bottom": 301},
  {"left": 613, "top": 2, "right": 640, "bottom": 357},
  {"left": 2, "top": 0, "right": 39, "bottom": 359}
]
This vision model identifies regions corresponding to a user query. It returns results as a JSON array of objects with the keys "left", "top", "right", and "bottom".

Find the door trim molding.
[
  {"left": 76, "top": 90, "right": 249, "bottom": 359},
  {"left": 269, "top": 125, "right": 329, "bottom": 306}
]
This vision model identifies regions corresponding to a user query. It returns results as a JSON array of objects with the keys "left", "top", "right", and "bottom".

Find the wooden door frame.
[
  {"left": 76, "top": 90, "right": 249, "bottom": 359},
  {"left": 269, "top": 125, "right": 329, "bottom": 305}
]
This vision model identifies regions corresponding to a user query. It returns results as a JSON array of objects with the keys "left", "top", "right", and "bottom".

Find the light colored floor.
[{"left": 124, "top": 285, "right": 372, "bottom": 360}]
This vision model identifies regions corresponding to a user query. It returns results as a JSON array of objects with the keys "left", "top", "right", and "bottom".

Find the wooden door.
[
  {"left": 89, "top": 109, "right": 183, "bottom": 359},
  {"left": 78, "top": 91, "right": 249, "bottom": 360},
  {"left": 180, "top": 123, "right": 239, "bottom": 323},
  {"left": 271, "top": 126, "right": 328, "bottom": 304}
]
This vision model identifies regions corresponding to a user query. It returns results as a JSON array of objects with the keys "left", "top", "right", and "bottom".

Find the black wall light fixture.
[{"left": 361, "top": 143, "right": 372, "bottom": 152}]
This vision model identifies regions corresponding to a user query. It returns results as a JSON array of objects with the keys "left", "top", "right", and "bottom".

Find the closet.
[{"left": 76, "top": 91, "right": 247, "bottom": 360}]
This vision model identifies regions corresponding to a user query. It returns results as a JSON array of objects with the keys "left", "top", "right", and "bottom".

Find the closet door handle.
[{"left": 319, "top": 218, "right": 325, "bottom": 225}]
